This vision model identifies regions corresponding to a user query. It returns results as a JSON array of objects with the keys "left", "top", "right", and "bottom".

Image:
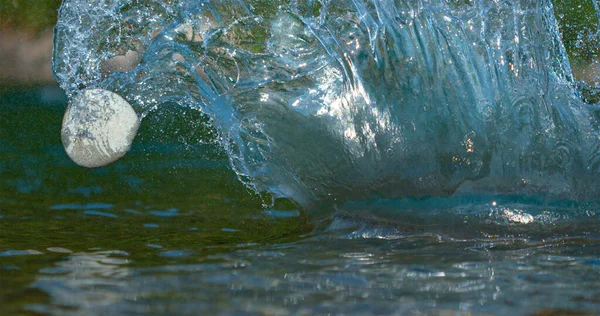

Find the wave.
[{"left": 53, "top": 0, "right": 600, "bottom": 213}]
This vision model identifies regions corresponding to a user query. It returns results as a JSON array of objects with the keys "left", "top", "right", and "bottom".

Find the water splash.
[{"left": 53, "top": 0, "right": 600, "bottom": 210}]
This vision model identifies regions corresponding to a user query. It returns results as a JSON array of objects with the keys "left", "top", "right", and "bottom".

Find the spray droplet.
[{"left": 61, "top": 89, "right": 140, "bottom": 168}]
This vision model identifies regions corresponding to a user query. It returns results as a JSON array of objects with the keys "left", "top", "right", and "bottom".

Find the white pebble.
[{"left": 61, "top": 89, "right": 140, "bottom": 168}]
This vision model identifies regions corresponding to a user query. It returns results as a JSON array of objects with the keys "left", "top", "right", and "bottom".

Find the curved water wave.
[{"left": 54, "top": 0, "right": 600, "bottom": 213}]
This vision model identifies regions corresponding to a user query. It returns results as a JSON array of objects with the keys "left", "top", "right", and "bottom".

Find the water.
[
  {"left": 53, "top": 0, "right": 600, "bottom": 208},
  {"left": 2, "top": 0, "right": 600, "bottom": 314}
]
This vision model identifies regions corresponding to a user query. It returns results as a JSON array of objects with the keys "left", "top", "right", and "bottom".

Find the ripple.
[
  {"left": 51, "top": 203, "right": 113, "bottom": 210},
  {"left": 405, "top": 267, "right": 446, "bottom": 279},
  {"left": 47, "top": 247, "right": 73, "bottom": 253},
  {"left": 84, "top": 210, "right": 118, "bottom": 218},
  {"left": 581, "top": 259, "right": 600, "bottom": 266},
  {"left": 0, "top": 249, "right": 44, "bottom": 257},
  {"left": 39, "top": 267, "right": 71, "bottom": 275},
  {"left": 160, "top": 250, "right": 192, "bottom": 258},
  {"left": 263, "top": 210, "right": 301, "bottom": 218},
  {"left": 149, "top": 208, "right": 179, "bottom": 217},
  {"left": 221, "top": 228, "right": 240, "bottom": 233}
]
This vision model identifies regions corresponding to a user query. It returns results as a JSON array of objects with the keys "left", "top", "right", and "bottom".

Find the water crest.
[{"left": 53, "top": 0, "right": 600, "bottom": 221}]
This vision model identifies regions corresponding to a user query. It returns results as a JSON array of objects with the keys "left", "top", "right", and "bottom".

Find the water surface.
[
  {"left": 2, "top": 85, "right": 599, "bottom": 315},
  {"left": 3, "top": 0, "right": 600, "bottom": 314}
]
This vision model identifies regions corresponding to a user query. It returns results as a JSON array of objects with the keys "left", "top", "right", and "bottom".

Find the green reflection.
[{"left": 0, "top": 85, "right": 311, "bottom": 314}]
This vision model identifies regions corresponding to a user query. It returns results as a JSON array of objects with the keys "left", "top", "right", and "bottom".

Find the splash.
[{"left": 53, "top": 0, "right": 600, "bottom": 210}]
